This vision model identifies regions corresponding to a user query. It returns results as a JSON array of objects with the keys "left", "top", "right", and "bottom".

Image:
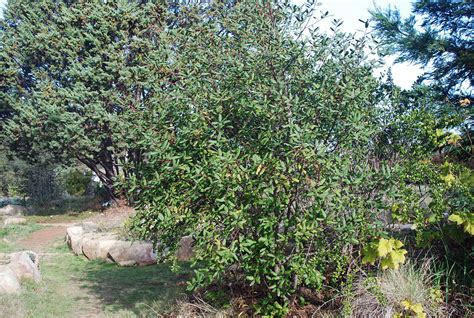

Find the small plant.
[
  {"left": 362, "top": 237, "right": 408, "bottom": 270},
  {"left": 61, "top": 168, "right": 93, "bottom": 197},
  {"left": 350, "top": 261, "right": 446, "bottom": 317},
  {"left": 396, "top": 299, "right": 427, "bottom": 318},
  {"left": 448, "top": 213, "right": 474, "bottom": 235}
]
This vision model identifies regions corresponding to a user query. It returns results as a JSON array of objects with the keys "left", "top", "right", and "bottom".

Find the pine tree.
[{"left": 371, "top": 0, "right": 473, "bottom": 97}]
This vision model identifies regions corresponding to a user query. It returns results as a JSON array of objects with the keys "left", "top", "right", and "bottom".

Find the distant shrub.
[
  {"left": 21, "top": 164, "right": 63, "bottom": 207},
  {"left": 0, "top": 149, "right": 28, "bottom": 197},
  {"left": 62, "top": 168, "right": 92, "bottom": 196}
]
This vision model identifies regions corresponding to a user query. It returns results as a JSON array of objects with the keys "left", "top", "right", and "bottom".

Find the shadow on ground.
[
  {"left": 77, "top": 259, "right": 192, "bottom": 315},
  {"left": 38, "top": 243, "right": 192, "bottom": 317}
]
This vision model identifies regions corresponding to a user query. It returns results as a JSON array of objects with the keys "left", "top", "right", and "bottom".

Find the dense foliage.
[
  {"left": 0, "top": 147, "right": 27, "bottom": 197},
  {"left": 121, "top": 1, "right": 401, "bottom": 315},
  {"left": 61, "top": 167, "right": 93, "bottom": 197},
  {"left": 0, "top": 0, "right": 471, "bottom": 315},
  {"left": 0, "top": 0, "right": 170, "bottom": 197}
]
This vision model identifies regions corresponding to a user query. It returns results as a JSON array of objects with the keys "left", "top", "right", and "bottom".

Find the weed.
[{"left": 350, "top": 260, "right": 447, "bottom": 317}]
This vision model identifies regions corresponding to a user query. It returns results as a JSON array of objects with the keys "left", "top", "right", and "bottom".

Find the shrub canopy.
[{"left": 123, "top": 1, "right": 395, "bottom": 314}]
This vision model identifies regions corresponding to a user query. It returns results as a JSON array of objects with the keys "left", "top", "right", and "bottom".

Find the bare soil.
[{"left": 18, "top": 225, "right": 68, "bottom": 253}]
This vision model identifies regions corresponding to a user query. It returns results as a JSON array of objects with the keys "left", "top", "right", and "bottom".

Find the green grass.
[
  {"left": 26, "top": 196, "right": 102, "bottom": 217},
  {"left": 0, "top": 240, "right": 191, "bottom": 318},
  {"left": 0, "top": 207, "right": 192, "bottom": 317},
  {"left": 0, "top": 223, "right": 44, "bottom": 253},
  {"left": 26, "top": 210, "right": 98, "bottom": 224}
]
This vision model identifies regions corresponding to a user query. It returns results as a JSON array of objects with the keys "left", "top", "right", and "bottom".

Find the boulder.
[
  {"left": 96, "top": 237, "right": 121, "bottom": 261},
  {"left": 0, "top": 253, "right": 11, "bottom": 265},
  {"left": 66, "top": 226, "right": 84, "bottom": 256},
  {"left": 107, "top": 241, "right": 157, "bottom": 266},
  {"left": 176, "top": 235, "right": 194, "bottom": 262},
  {"left": 81, "top": 233, "right": 119, "bottom": 260},
  {"left": 80, "top": 233, "right": 100, "bottom": 260},
  {"left": 8, "top": 251, "right": 41, "bottom": 283},
  {"left": 81, "top": 221, "right": 99, "bottom": 232},
  {"left": 2, "top": 216, "right": 27, "bottom": 227},
  {"left": 0, "top": 266, "right": 21, "bottom": 295},
  {"left": 0, "top": 204, "right": 27, "bottom": 217}
]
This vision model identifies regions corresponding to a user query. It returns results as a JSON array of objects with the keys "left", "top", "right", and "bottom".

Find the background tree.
[
  {"left": 0, "top": 0, "right": 171, "bottom": 198},
  {"left": 371, "top": 0, "right": 473, "bottom": 167},
  {"left": 370, "top": 0, "right": 473, "bottom": 97},
  {"left": 0, "top": 146, "right": 27, "bottom": 198}
]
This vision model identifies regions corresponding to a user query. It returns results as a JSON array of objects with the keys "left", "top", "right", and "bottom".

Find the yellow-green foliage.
[
  {"left": 395, "top": 299, "right": 427, "bottom": 318},
  {"left": 448, "top": 213, "right": 474, "bottom": 235},
  {"left": 362, "top": 238, "right": 408, "bottom": 270}
]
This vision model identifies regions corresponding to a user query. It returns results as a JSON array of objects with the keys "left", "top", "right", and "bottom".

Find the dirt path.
[
  {"left": 4, "top": 208, "right": 177, "bottom": 318},
  {"left": 18, "top": 224, "right": 68, "bottom": 253},
  {"left": 11, "top": 221, "right": 113, "bottom": 317}
]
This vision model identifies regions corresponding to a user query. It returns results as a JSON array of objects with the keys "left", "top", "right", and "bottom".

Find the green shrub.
[
  {"left": 0, "top": 148, "right": 28, "bottom": 197},
  {"left": 21, "top": 164, "right": 63, "bottom": 207},
  {"left": 123, "top": 1, "right": 393, "bottom": 315},
  {"left": 62, "top": 168, "right": 92, "bottom": 196}
]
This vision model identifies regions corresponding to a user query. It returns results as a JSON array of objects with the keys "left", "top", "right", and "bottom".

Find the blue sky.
[
  {"left": 294, "top": 0, "right": 423, "bottom": 89},
  {"left": 0, "top": 0, "right": 423, "bottom": 88}
]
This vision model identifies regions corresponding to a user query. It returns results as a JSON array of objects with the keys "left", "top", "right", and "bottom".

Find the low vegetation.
[
  {"left": 0, "top": 223, "right": 191, "bottom": 317},
  {"left": 0, "top": 223, "right": 43, "bottom": 253}
]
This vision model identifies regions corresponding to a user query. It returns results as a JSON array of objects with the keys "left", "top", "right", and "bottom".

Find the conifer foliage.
[
  {"left": 371, "top": 0, "right": 473, "bottom": 96},
  {"left": 0, "top": 0, "right": 169, "bottom": 196}
]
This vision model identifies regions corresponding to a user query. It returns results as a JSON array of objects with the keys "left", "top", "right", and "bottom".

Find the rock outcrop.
[
  {"left": 176, "top": 235, "right": 195, "bottom": 262},
  {"left": 0, "top": 204, "right": 27, "bottom": 217},
  {"left": 0, "top": 251, "right": 41, "bottom": 294},
  {"left": 0, "top": 266, "right": 21, "bottom": 294},
  {"left": 0, "top": 204, "right": 28, "bottom": 228}
]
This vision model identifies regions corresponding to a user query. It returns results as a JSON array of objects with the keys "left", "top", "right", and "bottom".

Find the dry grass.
[
  {"left": 350, "top": 260, "right": 447, "bottom": 317},
  {"left": 0, "top": 295, "right": 26, "bottom": 318},
  {"left": 174, "top": 298, "right": 233, "bottom": 318},
  {"left": 88, "top": 205, "right": 135, "bottom": 232},
  {"left": 141, "top": 296, "right": 235, "bottom": 318}
]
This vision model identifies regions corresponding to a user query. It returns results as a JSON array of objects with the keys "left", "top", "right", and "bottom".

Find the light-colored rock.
[
  {"left": 8, "top": 251, "right": 41, "bottom": 283},
  {"left": 176, "top": 235, "right": 194, "bottom": 262},
  {"left": 80, "top": 233, "right": 100, "bottom": 260},
  {"left": 2, "top": 216, "right": 27, "bottom": 227},
  {"left": 0, "top": 266, "right": 21, "bottom": 294},
  {"left": 0, "top": 253, "right": 11, "bottom": 265},
  {"left": 66, "top": 226, "right": 84, "bottom": 256},
  {"left": 107, "top": 241, "right": 157, "bottom": 266},
  {"left": 96, "top": 237, "right": 120, "bottom": 261},
  {"left": 80, "top": 221, "right": 99, "bottom": 232},
  {"left": 66, "top": 224, "right": 160, "bottom": 266},
  {"left": 0, "top": 204, "right": 27, "bottom": 217},
  {"left": 81, "top": 233, "right": 118, "bottom": 260}
]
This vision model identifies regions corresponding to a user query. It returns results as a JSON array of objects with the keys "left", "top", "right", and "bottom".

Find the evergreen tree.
[
  {"left": 371, "top": 0, "right": 473, "bottom": 97},
  {"left": 0, "top": 0, "right": 171, "bottom": 197}
]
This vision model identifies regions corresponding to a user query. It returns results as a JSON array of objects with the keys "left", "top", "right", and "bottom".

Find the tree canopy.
[
  {"left": 370, "top": 0, "right": 473, "bottom": 97},
  {"left": 0, "top": 0, "right": 171, "bottom": 196}
]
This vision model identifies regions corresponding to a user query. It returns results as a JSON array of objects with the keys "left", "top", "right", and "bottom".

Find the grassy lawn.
[
  {"left": 0, "top": 223, "right": 44, "bottom": 253},
  {"left": 26, "top": 210, "right": 97, "bottom": 224},
  {"left": 0, "top": 227, "right": 190, "bottom": 318}
]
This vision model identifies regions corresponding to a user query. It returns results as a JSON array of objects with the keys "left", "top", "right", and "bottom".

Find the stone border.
[{"left": 66, "top": 224, "right": 194, "bottom": 266}]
